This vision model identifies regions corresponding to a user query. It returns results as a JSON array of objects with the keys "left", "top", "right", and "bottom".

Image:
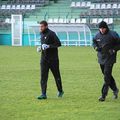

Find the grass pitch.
[{"left": 0, "top": 46, "right": 120, "bottom": 120}]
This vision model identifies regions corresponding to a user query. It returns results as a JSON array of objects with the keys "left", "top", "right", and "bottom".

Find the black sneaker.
[
  {"left": 99, "top": 96, "right": 105, "bottom": 102},
  {"left": 113, "top": 89, "right": 119, "bottom": 99},
  {"left": 37, "top": 95, "right": 47, "bottom": 100},
  {"left": 58, "top": 91, "right": 64, "bottom": 98}
]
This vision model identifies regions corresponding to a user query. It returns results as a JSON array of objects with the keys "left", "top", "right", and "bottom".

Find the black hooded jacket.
[{"left": 93, "top": 28, "right": 120, "bottom": 65}]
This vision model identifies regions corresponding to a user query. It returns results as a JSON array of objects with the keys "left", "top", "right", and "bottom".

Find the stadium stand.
[
  {"left": 91, "top": 0, "right": 120, "bottom": 3},
  {"left": 0, "top": 0, "right": 49, "bottom": 6},
  {"left": 0, "top": 0, "right": 118, "bottom": 25},
  {"left": 0, "top": 0, "right": 120, "bottom": 46}
]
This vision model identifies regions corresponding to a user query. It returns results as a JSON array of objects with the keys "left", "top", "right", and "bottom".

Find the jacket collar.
[{"left": 42, "top": 28, "right": 49, "bottom": 34}]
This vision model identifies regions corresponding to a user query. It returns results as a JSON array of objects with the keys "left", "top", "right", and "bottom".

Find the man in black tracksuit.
[
  {"left": 93, "top": 21, "right": 120, "bottom": 102},
  {"left": 37, "top": 21, "right": 64, "bottom": 100}
]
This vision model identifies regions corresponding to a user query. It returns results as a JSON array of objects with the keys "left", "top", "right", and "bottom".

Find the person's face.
[
  {"left": 99, "top": 28, "right": 107, "bottom": 34},
  {"left": 40, "top": 24, "right": 48, "bottom": 33}
]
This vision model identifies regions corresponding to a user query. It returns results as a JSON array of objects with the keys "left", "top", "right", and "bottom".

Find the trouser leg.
[
  {"left": 100, "top": 64, "right": 118, "bottom": 97},
  {"left": 40, "top": 60, "right": 49, "bottom": 95},
  {"left": 109, "top": 68, "right": 118, "bottom": 92},
  {"left": 50, "top": 60, "right": 63, "bottom": 92},
  {"left": 100, "top": 64, "right": 109, "bottom": 97},
  {"left": 104, "top": 64, "right": 117, "bottom": 92}
]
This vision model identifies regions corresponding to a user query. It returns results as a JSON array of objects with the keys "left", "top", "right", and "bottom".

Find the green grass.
[{"left": 0, "top": 46, "right": 120, "bottom": 120}]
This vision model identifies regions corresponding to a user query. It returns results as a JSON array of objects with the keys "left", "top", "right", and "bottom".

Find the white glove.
[
  {"left": 42, "top": 44, "right": 50, "bottom": 50},
  {"left": 37, "top": 46, "right": 41, "bottom": 52}
]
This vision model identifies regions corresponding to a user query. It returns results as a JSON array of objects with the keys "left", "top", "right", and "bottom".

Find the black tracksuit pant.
[
  {"left": 40, "top": 59, "right": 63, "bottom": 95},
  {"left": 100, "top": 64, "right": 117, "bottom": 98}
]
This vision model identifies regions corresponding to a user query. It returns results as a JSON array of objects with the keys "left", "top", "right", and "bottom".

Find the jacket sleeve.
[
  {"left": 49, "top": 32, "right": 61, "bottom": 48},
  {"left": 93, "top": 36, "right": 98, "bottom": 49},
  {"left": 112, "top": 32, "right": 120, "bottom": 51}
]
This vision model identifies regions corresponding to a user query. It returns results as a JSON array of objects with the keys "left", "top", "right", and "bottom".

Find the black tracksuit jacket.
[
  {"left": 40, "top": 28, "right": 61, "bottom": 61},
  {"left": 93, "top": 30, "right": 120, "bottom": 65}
]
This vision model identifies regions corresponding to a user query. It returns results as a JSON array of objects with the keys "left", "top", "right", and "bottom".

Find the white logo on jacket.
[
  {"left": 96, "top": 39, "right": 101, "bottom": 42},
  {"left": 44, "top": 36, "right": 47, "bottom": 39}
]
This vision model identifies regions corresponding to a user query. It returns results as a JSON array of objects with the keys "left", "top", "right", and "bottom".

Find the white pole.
[
  {"left": 66, "top": 31, "right": 69, "bottom": 46},
  {"left": 83, "top": 25, "right": 87, "bottom": 46},
  {"left": 27, "top": 26, "right": 31, "bottom": 46},
  {"left": 78, "top": 31, "right": 80, "bottom": 46}
]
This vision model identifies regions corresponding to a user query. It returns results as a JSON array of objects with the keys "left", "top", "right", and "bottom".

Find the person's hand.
[
  {"left": 95, "top": 47, "right": 101, "bottom": 52},
  {"left": 109, "top": 49, "right": 115, "bottom": 55},
  {"left": 37, "top": 46, "right": 41, "bottom": 52},
  {"left": 42, "top": 44, "right": 50, "bottom": 50},
  {"left": 95, "top": 47, "right": 98, "bottom": 51}
]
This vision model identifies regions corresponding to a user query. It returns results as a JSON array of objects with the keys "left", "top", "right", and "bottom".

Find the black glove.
[{"left": 108, "top": 49, "right": 115, "bottom": 55}]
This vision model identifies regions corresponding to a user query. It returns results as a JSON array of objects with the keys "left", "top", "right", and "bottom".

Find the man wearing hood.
[{"left": 93, "top": 21, "right": 120, "bottom": 102}]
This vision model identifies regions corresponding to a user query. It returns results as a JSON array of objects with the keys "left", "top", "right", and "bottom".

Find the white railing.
[{"left": 27, "top": 23, "right": 92, "bottom": 46}]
